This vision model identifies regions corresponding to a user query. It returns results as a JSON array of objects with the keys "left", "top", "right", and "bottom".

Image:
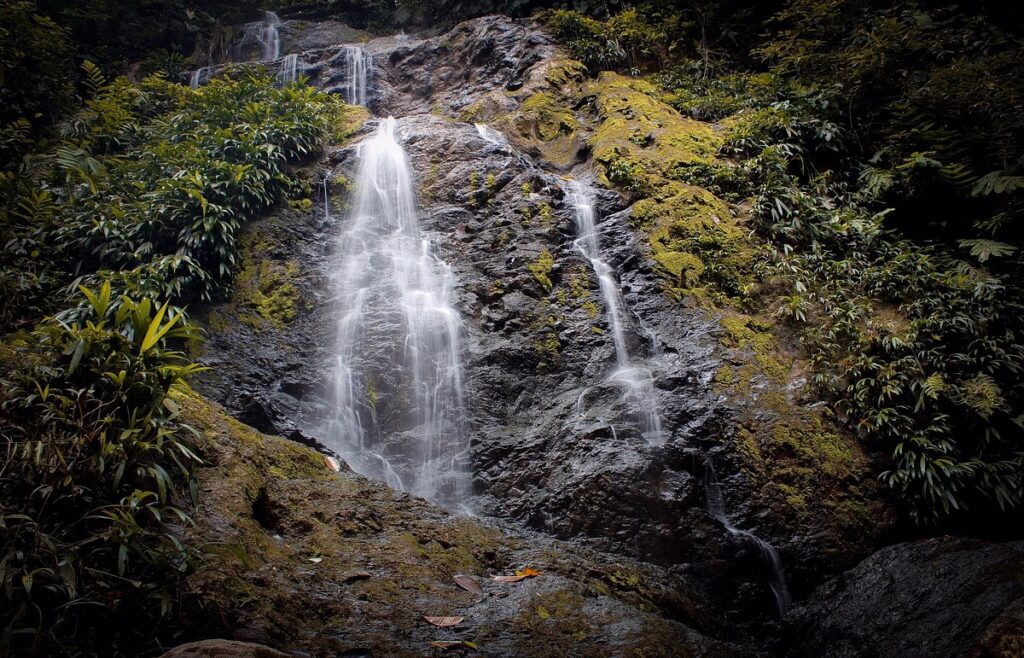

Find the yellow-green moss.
[
  {"left": 366, "top": 380, "right": 378, "bottom": 410},
  {"left": 537, "top": 202, "right": 555, "bottom": 230},
  {"left": 230, "top": 227, "right": 304, "bottom": 330},
  {"left": 513, "top": 589, "right": 591, "bottom": 646},
  {"left": 505, "top": 91, "right": 582, "bottom": 166},
  {"left": 639, "top": 182, "right": 757, "bottom": 304},
  {"left": 535, "top": 331, "right": 561, "bottom": 370},
  {"left": 542, "top": 58, "right": 588, "bottom": 88},
  {"left": 528, "top": 248, "right": 556, "bottom": 293},
  {"left": 718, "top": 315, "right": 790, "bottom": 384},
  {"left": 521, "top": 92, "right": 579, "bottom": 142},
  {"left": 330, "top": 103, "right": 370, "bottom": 145},
  {"left": 586, "top": 72, "right": 721, "bottom": 193}
]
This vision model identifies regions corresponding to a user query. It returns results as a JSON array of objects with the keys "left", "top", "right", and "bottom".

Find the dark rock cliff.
[{"left": 183, "top": 11, "right": 1020, "bottom": 656}]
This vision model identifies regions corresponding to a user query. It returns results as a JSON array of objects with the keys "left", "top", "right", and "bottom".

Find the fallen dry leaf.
[
  {"left": 428, "top": 640, "right": 479, "bottom": 650},
  {"left": 490, "top": 567, "right": 542, "bottom": 583},
  {"left": 453, "top": 574, "right": 483, "bottom": 595},
  {"left": 422, "top": 616, "right": 464, "bottom": 627},
  {"left": 489, "top": 574, "right": 526, "bottom": 583}
]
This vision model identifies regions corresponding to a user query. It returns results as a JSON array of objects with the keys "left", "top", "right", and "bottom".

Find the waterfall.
[
  {"left": 235, "top": 10, "right": 281, "bottom": 62},
  {"left": 278, "top": 54, "right": 300, "bottom": 84},
  {"left": 189, "top": 67, "right": 207, "bottom": 89},
  {"left": 475, "top": 123, "right": 506, "bottom": 147},
  {"left": 568, "top": 181, "right": 664, "bottom": 443},
  {"left": 343, "top": 45, "right": 371, "bottom": 106},
  {"left": 704, "top": 460, "right": 791, "bottom": 614},
  {"left": 260, "top": 11, "right": 281, "bottom": 61},
  {"left": 326, "top": 117, "right": 470, "bottom": 509}
]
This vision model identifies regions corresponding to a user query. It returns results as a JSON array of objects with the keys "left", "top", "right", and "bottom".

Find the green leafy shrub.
[
  {"left": 0, "top": 282, "right": 204, "bottom": 655},
  {"left": 1, "top": 66, "right": 343, "bottom": 332},
  {"left": 548, "top": 0, "right": 1024, "bottom": 523}
]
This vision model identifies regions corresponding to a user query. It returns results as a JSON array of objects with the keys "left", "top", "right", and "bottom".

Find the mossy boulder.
[
  {"left": 170, "top": 386, "right": 744, "bottom": 657},
  {"left": 585, "top": 72, "right": 721, "bottom": 194},
  {"left": 711, "top": 313, "right": 895, "bottom": 579}
]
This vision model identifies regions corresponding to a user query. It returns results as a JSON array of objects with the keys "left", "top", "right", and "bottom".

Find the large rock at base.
[
  {"left": 160, "top": 640, "right": 289, "bottom": 658},
  {"left": 172, "top": 386, "right": 749, "bottom": 657},
  {"left": 787, "top": 538, "right": 1024, "bottom": 658}
]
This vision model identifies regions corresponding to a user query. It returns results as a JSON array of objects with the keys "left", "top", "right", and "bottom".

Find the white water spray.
[
  {"left": 705, "top": 461, "right": 791, "bottom": 614},
  {"left": 326, "top": 117, "right": 470, "bottom": 508},
  {"left": 475, "top": 123, "right": 506, "bottom": 147},
  {"left": 343, "top": 46, "right": 371, "bottom": 106},
  {"left": 569, "top": 180, "right": 664, "bottom": 443},
  {"left": 189, "top": 67, "right": 207, "bottom": 89},
  {"left": 278, "top": 53, "right": 300, "bottom": 84},
  {"left": 260, "top": 11, "right": 281, "bottom": 61}
]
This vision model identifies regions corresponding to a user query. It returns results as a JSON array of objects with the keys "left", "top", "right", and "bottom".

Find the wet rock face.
[
  {"left": 787, "top": 538, "right": 1024, "bottom": 658},
  {"left": 174, "top": 388, "right": 746, "bottom": 657},
  {"left": 195, "top": 12, "right": 887, "bottom": 624}
]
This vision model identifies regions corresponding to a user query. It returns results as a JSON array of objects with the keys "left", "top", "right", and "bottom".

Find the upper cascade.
[
  {"left": 259, "top": 11, "right": 281, "bottom": 61},
  {"left": 342, "top": 45, "right": 371, "bottom": 106},
  {"left": 323, "top": 117, "right": 471, "bottom": 509}
]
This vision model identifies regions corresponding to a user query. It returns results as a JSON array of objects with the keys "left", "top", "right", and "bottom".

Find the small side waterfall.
[
  {"left": 705, "top": 461, "right": 791, "bottom": 614},
  {"left": 189, "top": 67, "right": 208, "bottom": 89},
  {"left": 232, "top": 10, "right": 282, "bottom": 62},
  {"left": 475, "top": 123, "right": 506, "bottom": 147},
  {"left": 325, "top": 117, "right": 470, "bottom": 509},
  {"left": 278, "top": 54, "right": 300, "bottom": 84},
  {"left": 569, "top": 181, "right": 664, "bottom": 443},
  {"left": 343, "top": 46, "right": 371, "bottom": 106}
]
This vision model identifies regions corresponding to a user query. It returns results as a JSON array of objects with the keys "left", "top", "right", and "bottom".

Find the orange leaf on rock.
[
  {"left": 453, "top": 574, "right": 484, "bottom": 595},
  {"left": 515, "top": 567, "right": 542, "bottom": 578},
  {"left": 422, "top": 615, "right": 464, "bottom": 627}
]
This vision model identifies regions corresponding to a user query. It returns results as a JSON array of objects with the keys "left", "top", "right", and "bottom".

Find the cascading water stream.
[
  {"left": 704, "top": 460, "right": 791, "bottom": 614},
  {"left": 325, "top": 117, "right": 470, "bottom": 510},
  {"left": 259, "top": 11, "right": 281, "bottom": 61},
  {"left": 278, "top": 53, "right": 300, "bottom": 84},
  {"left": 475, "top": 123, "right": 506, "bottom": 147},
  {"left": 568, "top": 180, "right": 664, "bottom": 444},
  {"left": 343, "top": 46, "right": 371, "bottom": 106},
  {"left": 193, "top": 11, "right": 284, "bottom": 86},
  {"left": 189, "top": 67, "right": 208, "bottom": 89}
]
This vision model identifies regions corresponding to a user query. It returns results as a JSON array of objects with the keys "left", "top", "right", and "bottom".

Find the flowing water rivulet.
[{"left": 567, "top": 180, "right": 664, "bottom": 444}]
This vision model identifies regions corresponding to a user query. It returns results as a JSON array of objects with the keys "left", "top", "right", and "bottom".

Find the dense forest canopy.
[{"left": 1, "top": 0, "right": 1022, "bottom": 655}]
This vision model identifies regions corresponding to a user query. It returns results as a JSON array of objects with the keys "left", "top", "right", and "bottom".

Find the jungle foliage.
[
  {"left": 0, "top": 65, "right": 342, "bottom": 333},
  {"left": 0, "top": 4, "right": 350, "bottom": 653},
  {"left": 0, "top": 283, "right": 203, "bottom": 656},
  {"left": 547, "top": 0, "right": 1024, "bottom": 524}
]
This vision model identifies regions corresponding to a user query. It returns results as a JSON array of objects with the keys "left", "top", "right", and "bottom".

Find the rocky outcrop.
[
  {"left": 178, "top": 9, "right": 1024, "bottom": 656},
  {"left": 192, "top": 13, "right": 893, "bottom": 623},
  {"left": 171, "top": 385, "right": 748, "bottom": 657},
  {"left": 786, "top": 538, "right": 1024, "bottom": 658}
]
